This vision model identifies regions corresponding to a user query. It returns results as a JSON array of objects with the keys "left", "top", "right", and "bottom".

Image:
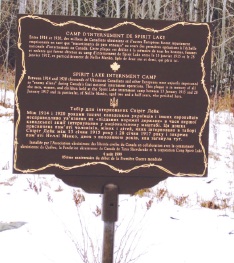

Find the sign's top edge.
[{"left": 17, "top": 14, "right": 212, "bottom": 27}]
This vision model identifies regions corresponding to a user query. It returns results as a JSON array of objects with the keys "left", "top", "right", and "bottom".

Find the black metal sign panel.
[{"left": 14, "top": 15, "right": 211, "bottom": 192}]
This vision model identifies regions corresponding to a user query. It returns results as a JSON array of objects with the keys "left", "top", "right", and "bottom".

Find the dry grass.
[
  {"left": 27, "top": 178, "right": 42, "bottom": 194},
  {"left": 0, "top": 67, "right": 15, "bottom": 107},
  {"left": 200, "top": 200, "right": 221, "bottom": 209},
  {"left": 173, "top": 195, "right": 189, "bottom": 207},
  {"left": 210, "top": 93, "right": 234, "bottom": 114},
  {"left": 54, "top": 184, "right": 63, "bottom": 192},
  {"left": 93, "top": 205, "right": 102, "bottom": 217},
  {"left": 155, "top": 188, "right": 168, "bottom": 201},
  {"left": 0, "top": 66, "right": 15, "bottom": 91},
  {"left": 135, "top": 188, "right": 152, "bottom": 197},
  {"left": 136, "top": 186, "right": 234, "bottom": 211},
  {"left": 73, "top": 189, "right": 85, "bottom": 207}
]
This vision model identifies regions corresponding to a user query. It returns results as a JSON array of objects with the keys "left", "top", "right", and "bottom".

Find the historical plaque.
[{"left": 14, "top": 15, "right": 211, "bottom": 193}]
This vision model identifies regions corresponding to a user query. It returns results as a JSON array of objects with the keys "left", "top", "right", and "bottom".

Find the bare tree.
[
  {"left": 140, "top": 0, "right": 147, "bottom": 19},
  {"left": 194, "top": 0, "right": 202, "bottom": 22},
  {"left": 124, "top": 0, "right": 129, "bottom": 18},
  {"left": 154, "top": 0, "right": 161, "bottom": 19},
  {"left": 0, "top": 0, "right": 2, "bottom": 23},
  {"left": 19, "top": 0, "right": 27, "bottom": 14},
  {"left": 189, "top": 0, "right": 194, "bottom": 21},
  {"left": 220, "top": 0, "right": 227, "bottom": 75},
  {"left": 77, "top": 0, "right": 81, "bottom": 16},
  {"left": 93, "top": 0, "right": 97, "bottom": 17},
  {"left": 0, "top": 1, "right": 17, "bottom": 106}
]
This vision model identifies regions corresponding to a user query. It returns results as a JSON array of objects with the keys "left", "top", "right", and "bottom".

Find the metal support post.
[{"left": 102, "top": 184, "right": 118, "bottom": 263}]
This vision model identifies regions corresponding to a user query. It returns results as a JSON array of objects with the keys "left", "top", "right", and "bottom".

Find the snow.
[{"left": 0, "top": 91, "right": 233, "bottom": 263}]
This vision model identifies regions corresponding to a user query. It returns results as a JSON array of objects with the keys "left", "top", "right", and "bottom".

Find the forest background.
[{"left": 0, "top": 0, "right": 233, "bottom": 112}]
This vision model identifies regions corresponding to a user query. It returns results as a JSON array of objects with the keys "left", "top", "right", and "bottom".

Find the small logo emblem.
[
  {"left": 110, "top": 62, "right": 120, "bottom": 72},
  {"left": 110, "top": 97, "right": 118, "bottom": 108}
]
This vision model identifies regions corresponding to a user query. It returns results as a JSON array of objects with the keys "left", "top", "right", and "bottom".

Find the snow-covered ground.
[{"left": 0, "top": 90, "right": 233, "bottom": 263}]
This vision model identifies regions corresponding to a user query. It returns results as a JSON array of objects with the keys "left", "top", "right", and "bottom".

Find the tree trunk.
[
  {"left": 115, "top": 0, "right": 120, "bottom": 18},
  {"left": 194, "top": 0, "right": 202, "bottom": 22},
  {"left": 19, "top": 0, "right": 27, "bottom": 14},
  {"left": 39, "top": 0, "right": 43, "bottom": 14},
  {"left": 93, "top": 0, "right": 97, "bottom": 17},
  {"left": 134, "top": 0, "right": 138, "bottom": 18},
  {"left": 47, "top": 0, "right": 53, "bottom": 15},
  {"left": 189, "top": 0, "right": 194, "bottom": 21},
  {"left": 154, "top": 0, "right": 161, "bottom": 19},
  {"left": 71, "top": 0, "right": 74, "bottom": 15},
  {"left": 140, "top": 0, "right": 147, "bottom": 18},
  {"left": 2, "top": 10, "right": 14, "bottom": 106},
  {"left": 206, "top": 0, "right": 210, "bottom": 22},
  {"left": 220, "top": 0, "right": 227, "bottom": 80},
  {"left": 124, "top": 0, "right": 129, "bottom": 18},
  {"left": 171, "top": 0, "right": 176, "bottom": 19},
  {"left": 163, "top": 0, "right": 170, "bottom": 20},
  {"left": 77, "top": 0, "right": 81, "bottom": 16},
  {"left": 3, "top": 28, "right": 10, "bottom": 106},
  {"left": 148, "top": 0, "right": 152, "bottom": 19},
  {"left": 65, "top": 0, "right": 69, "bottom": 15},
  {"left": 105, "top": 0, "right": 109, "bottom": 17},
  {"left": 0, "top": 0, "right": 2, "bottom": 23}
]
